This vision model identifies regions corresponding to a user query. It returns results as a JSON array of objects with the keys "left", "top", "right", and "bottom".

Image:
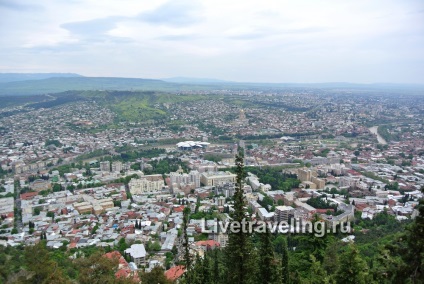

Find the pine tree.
[
  {"left": 334, "top": 243, "right": 369, "bottom": 284},
  {"left": 202, "top": 252, "right": 211, "bottom": 284},
  {"left": 258, "top": 226, "right": 278, "bottom": 284},
  {"left": 281, "top": 237, "right": 289, "bottom": 284},
  {"left": 183, "top": 207, "right": 192, "bottom": 284},
  {"left": 308, "top": 255, "right": 329, "bottom": 284},
  {"left": 212, "top": 248, "right": 222, "bottom": 284},
  {"left": 322, "top": 241, "right": 340, "bottom": 276},
  {"left": 399, "top": 186, "right": 424, "bottom": 282},
  {"left": 225, "top": 150, "right": 256, "bottom": 284}
]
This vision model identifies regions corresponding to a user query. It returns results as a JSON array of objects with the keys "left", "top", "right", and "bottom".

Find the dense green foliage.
[
  {"left": 45, "top": 139, "right": 62, "bottom": 147},
  {"left": 225, "top": 166, "right": 300, "bottom": 192},
  {"left": 377, "top": 125, "right": 401, "bottom": 142},
  {"left": 245, "top": 167, "right": 300, "bottom": 192},
  {"left": 132, "top": 157, "right": 189, "bottom": 175}
]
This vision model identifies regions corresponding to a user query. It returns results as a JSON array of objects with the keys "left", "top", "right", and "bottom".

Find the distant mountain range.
[
  {"left": 0, "top": 75, "right": 182, "bottom": 96},
  {"left": 0, "top": 73, "right": 82, "bottom": 84},
  {"left": 162, "top": 77, "right": 232, "bottom": 84},
  {"left": 0, "top": 73, "right": 422, "bottom": 96}
]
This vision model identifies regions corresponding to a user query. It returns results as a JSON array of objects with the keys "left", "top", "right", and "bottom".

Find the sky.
[{"left": 0, "top": 0, "right": 423, "bottom": 83}]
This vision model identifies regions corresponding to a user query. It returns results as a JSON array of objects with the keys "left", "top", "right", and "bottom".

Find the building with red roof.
[
  {"left": 104, "top": 251, "right": 140, "bottom": 283},
  {"left": 194, "top": 240, "right": 220, "bottom": 251},
  {"left": 165, "top": 265, "right": 185, "bottom": 282},
  {"left": 20, "top": 191, "right": 38, "bottom": 200},
  {"left": 173, "top": 205, "right": 185, "bottom": 213}
]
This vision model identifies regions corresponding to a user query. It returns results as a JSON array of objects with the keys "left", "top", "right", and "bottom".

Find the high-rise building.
[
  {"left": 100, "top": 161, "right": 110, "bottom": 172},
  {"left": 169, "top": 170, "right": 200, "bottom": 190},
  {"left": 274, "top": 206, "right": 295, "bottom": 223},
  {"left": 298, "top": 169, "right": 311, "bottom": 182},
  {"left": 189, "top": 170, "right": 200, "bottom": 188},
  {"left": 111, "top": 161, "right": 123, "bottom": 172},
  {"left": 128, "top": 174, "right": 165, "bottom": 194}
]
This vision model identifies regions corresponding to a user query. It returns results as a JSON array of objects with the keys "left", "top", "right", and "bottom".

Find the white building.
[
  {"left": 111, "top": 161, "right": 123, "bottom": 172},
  {"left": 200, "top": 171, "right": 236, "bottom": 186},
  {"left": 169, "top": 170, "right": 200, "bottom": 189},
  {"left": 129, "top": 175, "right": 165, "bottom": 194},
  {"left": 125, "top": 244, "right": 146, "bottom": 266}
]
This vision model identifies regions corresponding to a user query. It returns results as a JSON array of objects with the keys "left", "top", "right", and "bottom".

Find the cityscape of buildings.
[{"left": 0, "top": 89, "right": 423, "bottom": 282}]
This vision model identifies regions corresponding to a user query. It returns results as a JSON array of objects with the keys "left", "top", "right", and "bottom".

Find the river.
[{"left": 368, "top": 126, "right": 387, "bottom": 145}]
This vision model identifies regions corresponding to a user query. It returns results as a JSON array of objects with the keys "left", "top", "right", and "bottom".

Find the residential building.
[
  {"left": 124, "top": 244, "right": 146, "bottom": 266},
  {"left": 200, "top": 171, "right": 236, "bottom": 186},
  {"left": 274, "top": 205, "right": 295, "bottom": 223},
  {"left": 100, "top": 161, "right": 110, "bottom": 172},
  {"left": 111, "top": 161, "right": 123, "bottom": 172},
  {"left": 129, "top": 175, "right": 165, "bottom": 194}
]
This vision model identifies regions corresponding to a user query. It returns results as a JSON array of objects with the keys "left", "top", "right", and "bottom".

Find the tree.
[
  {"left": 280, "top": 237, "right": 290, "bottom": 284},
  {"left": 76, "top": 251, "right": 118, "bottom": 284},
  {"left": 24, "top": 242, "right": 70, "bottom": 284},
  {"left": 34, "top": 207, "right": 41, "bottom": 216},
  {"left": 225, "top": 150, "right": 256, "bottom": 284},
  {"left": 334, "top": 243, "right": 369, "bottom": 284},
  {"left": 52, "top": 183, "right": 62, "bottom": 192},
  {"left": 183, "top": 207, "right": 191, "bottom": 283},
  {"left": 322, "top": 241, "right": 340, "bottom": 276},
  {"left": 396, "top": 186, "right": 424, "bottom": 282},
  {"left": 140, "top": 266, "right": 172, "bottom": 284},
  {"left": 151, "top": 241, "right": 161, "bottom": 251},
  {"left": 308, "top": 255, "right": 329, "bottom": 284},
  {"left": 258, "top": 226, "right": 278, "bottom": 284}
]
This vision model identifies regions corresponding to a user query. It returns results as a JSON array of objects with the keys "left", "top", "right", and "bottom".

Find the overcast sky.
[{"left": 0, "top": 0, "right": 423, "bottom": 83}]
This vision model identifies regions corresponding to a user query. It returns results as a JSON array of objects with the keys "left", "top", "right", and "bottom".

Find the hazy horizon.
[{"left": 1, "top": 72, "right": 424, "bottom": 86}]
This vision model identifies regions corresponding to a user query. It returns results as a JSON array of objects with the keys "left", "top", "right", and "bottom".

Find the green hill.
[{"left": 0, "top": 77, "right": 182, "bottom": 96}]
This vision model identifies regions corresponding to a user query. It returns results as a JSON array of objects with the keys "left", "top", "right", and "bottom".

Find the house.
[
  {"left": 104, "top": 251, "right": 140, "bottom": 282},
  {"left": 124, "top": 244, "right": 147, "bottom": 266},
  {"left": 165, "top": 265, "right": 185, "bottom": 282}
]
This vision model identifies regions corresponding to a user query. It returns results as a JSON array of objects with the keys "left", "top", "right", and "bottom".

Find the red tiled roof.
[
  {"left": 173, "top": 205, "right": 185, "bottom": 213},
  {"left": 347, "top": 170, "right": 361, "bottom": 176},
  {"left": 20, "top": 191, "right": 38, "bottom": 200},
  {"left": 195, "top": 240, "right": 220, "bottom": 248},
  {"left": 315, "top": 209, "right": 334, "bottom": 214},
  {"left": 165, "top": 265, "right": 185, "bottom": 281},
  {"left": 115, "top": 268, "right": 130, "bottom": 279},
  {"left": 354, "top": 203, "right": 369, "bottom": 212}
]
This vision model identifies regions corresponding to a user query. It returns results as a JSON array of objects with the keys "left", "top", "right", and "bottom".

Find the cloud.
[
  {"left": 0, "top": 0, "right": 43, "bottom": 11},
  {"left": 1, "top": 0, "right": 423, "bottom": 83},
  {"left": 61, "top": 16, "right": 123, "bottom": 37},
  {"left": 59, "top": 16, "right": 135, "bottom": 46},
  {"left": 156, "top": 34, "right": 201, "bottom": 41},
  {"left": 138, "top": 0, "right": 201, "bottom": 26},
  {"left": 227, "top": 27, "right": 329, "bottom": 41}
]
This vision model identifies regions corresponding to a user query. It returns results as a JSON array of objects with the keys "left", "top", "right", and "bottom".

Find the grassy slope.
[
  {"left": 0, "top": 77, "right": 182, "bottom": 96},
  {"left": 78, "top": 91, "right": 208, "bottom": 123}
]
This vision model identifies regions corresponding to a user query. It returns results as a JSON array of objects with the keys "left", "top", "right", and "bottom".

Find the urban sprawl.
[{"left": 0, "top": 89, "right": 423, "bottom": 282}]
